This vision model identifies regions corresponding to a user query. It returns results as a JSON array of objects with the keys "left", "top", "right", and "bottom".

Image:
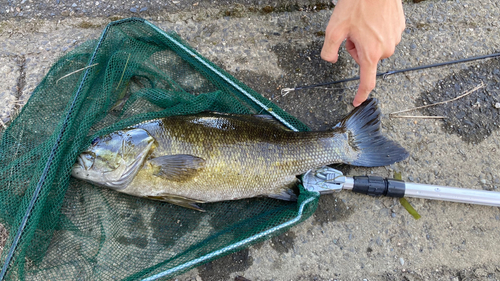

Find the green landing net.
[{"left": 0, "top": 18, "right": 319, "bottom": 280}]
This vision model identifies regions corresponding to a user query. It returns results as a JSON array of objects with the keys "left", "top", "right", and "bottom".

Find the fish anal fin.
[
  {"left": 149, "top": 154, "right": 205, "bottom": 182},
  {"left": 268, "top": 180, "right": 299, "bottom": 201},
  {"left": 147, "top": 194, "right": 206, "bottom": 212}
]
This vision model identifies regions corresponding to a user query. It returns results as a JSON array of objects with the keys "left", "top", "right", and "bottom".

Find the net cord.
[
  {"left": 293, "top": 52, "right": 500, "bottom": 91},
  {"left": 0, "top": 18, "right": 143, "bottom": 281}
]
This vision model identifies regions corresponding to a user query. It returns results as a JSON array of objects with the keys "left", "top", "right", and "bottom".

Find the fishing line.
[{"left": 281, "top": 52, "right": 500, "bottom": 96}]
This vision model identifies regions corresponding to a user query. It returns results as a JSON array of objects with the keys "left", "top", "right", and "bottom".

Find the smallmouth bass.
[{"left": 72, "top": 99, "right": 408, "bottom": 211}]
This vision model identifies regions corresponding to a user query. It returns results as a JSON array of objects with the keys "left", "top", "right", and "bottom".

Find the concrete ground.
[{"left": 1, "top": 0, "right": 500, "bottom": 280}]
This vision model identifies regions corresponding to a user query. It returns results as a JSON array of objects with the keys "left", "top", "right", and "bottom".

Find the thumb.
[{"left": 354, "top": 60, "right": 377, "bottom": 107}]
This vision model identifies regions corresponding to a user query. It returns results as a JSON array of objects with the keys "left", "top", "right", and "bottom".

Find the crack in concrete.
[
  {"left": 3, "top": 54, "right": 27, "bottom": 127},
  {"left": 0, "top": 53, "right": 35, "bottom": 58},
  {"left": 11, "top": 54, "right": 26, "bottom": 117}
]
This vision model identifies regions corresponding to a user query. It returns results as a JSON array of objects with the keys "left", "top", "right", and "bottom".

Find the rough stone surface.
[
  {"left": 1, "top": 0, "right": 500, "bottom": 280},
  {"left": 0, "top": 57, "right": 18, "bottom": 126}
]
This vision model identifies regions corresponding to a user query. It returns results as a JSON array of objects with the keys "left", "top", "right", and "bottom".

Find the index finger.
[{"left": 353, "top": 60, "right": 377, "bottom": 107}]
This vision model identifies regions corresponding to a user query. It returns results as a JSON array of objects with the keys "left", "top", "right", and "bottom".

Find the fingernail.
[{"left": 353, "top": 101, "right": 361, "bottom": 107}]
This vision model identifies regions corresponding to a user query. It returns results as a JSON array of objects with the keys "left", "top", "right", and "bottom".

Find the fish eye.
[{"left": 91, "top": 137, "right": 100, "bottom": 146}]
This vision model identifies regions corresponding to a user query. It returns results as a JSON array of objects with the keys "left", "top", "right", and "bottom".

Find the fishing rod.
[
  {"left": 303, "top": 167, "right": 500, "bottom": 207},
  {"left": 281, "top": 52, "right": 500, "bottom": 95},
  {"left": 298, "top": 53, "right": 500, "bottom": 207}
]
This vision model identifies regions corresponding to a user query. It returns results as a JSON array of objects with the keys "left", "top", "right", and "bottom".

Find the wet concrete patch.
[
  {"left": 206, "top": 198, "right": 292, "bottom": 231},
  {"left": 417, "top": 58, "right": 500, "bottom": 143},
  {"left": 151, "top": 204, "right": 202, "bottom": 247},
  {"left": 231, "top": 40, "right": 352, "bottom": 131},
  {"left": 120, "top": 212, "right": 146, "bottom": 230},
  {"left": 116, "top": 235, "right": 148, "bottom": 249},
  {"left": 313, "top": 194, "right": 354, "bottom": 225},
  {"left": 270, "top": 231, "right": 296, "bottom": 254},
  {"left": 271, "top": 41, "right": 352, "bottom": 130},
  {"left": 198, "top": 248, "right": 253, "bottom": 281}
]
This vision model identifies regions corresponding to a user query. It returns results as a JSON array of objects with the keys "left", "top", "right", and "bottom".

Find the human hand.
[{"left": 321, "top": 0, "right": 405, "bottom": 106}]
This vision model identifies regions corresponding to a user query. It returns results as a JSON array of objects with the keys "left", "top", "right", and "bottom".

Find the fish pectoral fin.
[
  {"left": 149, "top": 154, "right": 206, "bottom": 182},
  {"left": 146, "top": 194, "right": 206, "bottom": 212}
]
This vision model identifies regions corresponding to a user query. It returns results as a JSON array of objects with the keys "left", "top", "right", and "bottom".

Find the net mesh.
[{"left": 0, "top": 18, "right": 319, "bottom": 280}]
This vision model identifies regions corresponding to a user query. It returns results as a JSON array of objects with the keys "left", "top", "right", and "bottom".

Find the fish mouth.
[
  {"left": 71, "top": 156, "right": 85, "bottom": 179},
  {"left": 73, "top": 153, "right": 94, "bottom": 173},
  {"left": 76, "top": 155, "right": 85, "bottom": 170}
]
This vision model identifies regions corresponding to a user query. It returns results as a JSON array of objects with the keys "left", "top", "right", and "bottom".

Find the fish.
[{"left": 71, "top": 98, "right": 408, "bottom": 211}]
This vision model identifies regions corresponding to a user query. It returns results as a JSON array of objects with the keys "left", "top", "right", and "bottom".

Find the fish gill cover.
[{"left": 0, "top": 18, "right": 318, "bottom": 280}]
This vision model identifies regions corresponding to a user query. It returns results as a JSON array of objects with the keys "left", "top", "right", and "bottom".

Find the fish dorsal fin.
[
  {"left": 149, "top": 154, "right": 205, "bottom": 182},
  {"left": 252, "top": 114, "right": 292, "bottom": 131},
  {"left": 191, "top": 112, "right": 291, "bottom": 131}
]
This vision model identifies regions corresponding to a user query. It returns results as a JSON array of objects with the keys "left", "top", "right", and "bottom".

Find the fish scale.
[{"left": 130, "top": 116, "right": 325, "bottom": 200}]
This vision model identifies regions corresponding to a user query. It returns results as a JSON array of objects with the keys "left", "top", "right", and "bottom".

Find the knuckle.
[
  {"left": 362, "top": 49, "right": 379, "bottom": 64},
  {"left": 360, "top": 78, "right": 376, "bottom": 92},
  {"left": 367, "top": 53, "right": 381, "bottom": 65},
  {"left": 325, "top": 25, "right": 336, "bottom": 37},
  {"left": 395, "top": 34, "right": 402, "bottom": 45},
  {"left": 382, "top": 46, "right": 396, "bottom": 59},
  {"left": 365, "top": 80, "right": 376, "bottom": 91},
  {"left": 321, "top": 52, "right": 338, "bottom": 63},
  {"left": 329, "top": 33, "right": 345, "bottom": 45}
]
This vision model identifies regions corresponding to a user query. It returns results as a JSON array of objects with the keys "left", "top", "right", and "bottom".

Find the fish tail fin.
[{"left": 338, "top": 98, "right": 409, "bottom": 167}]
